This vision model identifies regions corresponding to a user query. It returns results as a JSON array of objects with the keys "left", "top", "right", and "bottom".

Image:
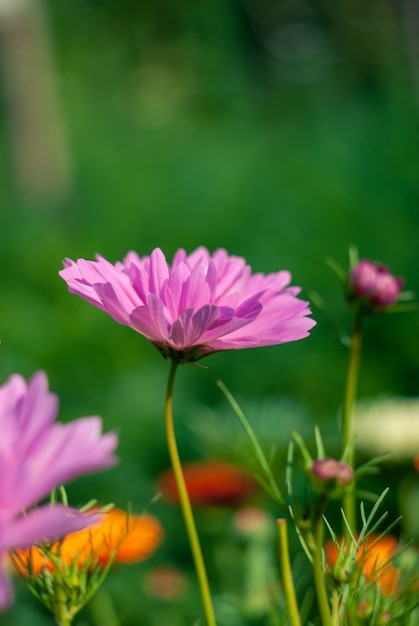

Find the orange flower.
[
  {"left": 157, "top": 460, "right": 256, "bottom": 506},
  {"left": 414, "top": 454, "right": 419, "bottom": 472},
  {"left": 13, "top": 508, "right": 163, "bottom": 576},
  {"left": 325, "top": 534, "right": 400, "bottom": 594}
]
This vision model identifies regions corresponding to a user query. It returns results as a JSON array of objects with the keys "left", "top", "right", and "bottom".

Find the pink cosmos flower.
[
  {"left": 59, "top": 247, "right": 315, "bottom": 362},
  {"left": 0, "top": 371, "right": 118, "bottom": 609}
]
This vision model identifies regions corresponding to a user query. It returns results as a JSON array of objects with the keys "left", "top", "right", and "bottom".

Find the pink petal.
[
  {"left": 129, "top": 305, "right": 163, "bottom": 342},
  {"left": 10, "top": 417, "right": 117, "bottom": 512},
  {"left": 170, "top": 309, "right": 194, "bottom": 346},
  {"left": 3, "top": 505, "right": 97, "bottom": 549},
  {"left": 0, "top": 567, "right": 13, "bottom": 611},
  {"left": 148, "top": 248, "right": 170, "bottom": 296}
]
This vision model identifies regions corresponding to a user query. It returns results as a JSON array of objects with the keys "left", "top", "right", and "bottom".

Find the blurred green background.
[{"left": 1, "top": 0, "right": 419, "bottom": 624}]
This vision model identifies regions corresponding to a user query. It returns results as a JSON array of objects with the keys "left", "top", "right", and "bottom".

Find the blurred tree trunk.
[
  {"left": 323, "top": 0, "right": 408, "bottom": 94},
  {"left": 400, "top": 0, "right": 419, "bottom": 103},
  {"left": 0, "top": 0, "right": 71, "bottom": 205}
]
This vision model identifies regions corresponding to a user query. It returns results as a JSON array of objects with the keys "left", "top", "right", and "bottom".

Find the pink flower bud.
[
  {"left": 369, "top": 269, "right": 404, "bottom": 307},
  {"left": 350, "top": 260, "right": 379, "bottom": 297},
  {"left": 311, "top": 458, "right": 354, "bottom": 485},
  {"left": 350, "top": 259, "right": 404, "bottom": 309}
]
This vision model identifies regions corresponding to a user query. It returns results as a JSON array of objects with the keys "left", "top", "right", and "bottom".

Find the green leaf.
[{"left": 217, "top": 380, "right": 285, "bottom": 508}]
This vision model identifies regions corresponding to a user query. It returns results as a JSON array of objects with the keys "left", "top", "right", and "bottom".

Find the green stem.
[
  {"left": 277, "top": 519, "right": 301, "bottom": 626},
  {"left": 341, "top": 311, "right": 363, "bottom": 536},
  {"left": 312, "top": 513, "right": 333, "bottom": 626},
  {"left": 331, "top": 588, "right": 340, "bottom": 626},
  {"left": 164, "top": 361, "right": 217, "bottom": 626},
  {"left": 54, "top": 580, "right": 73, "bottom": 626}
]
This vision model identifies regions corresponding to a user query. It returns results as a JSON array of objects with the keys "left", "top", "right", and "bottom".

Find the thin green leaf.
[
  {"left": 314, "top": 426, "right": 325, "bottom": 459},
  {"left": 325, "top": 256, "right": 347, "bottom": 283},
  {"left": 360, "top": 488, "right": 389, "bottom": 538},
  {"left": 348, "top": 245, "right": 359, "bottom": 269},
  {"left": 385, "top": 302, "right": 419, "bottom": 314},
  {"left": 340, "top": 508, "right": 357, "bottom": 544},
  {"left": 217, "top": 380, "right": 285, "bottom": 508},
  {"left": 323, "top": 515, "right": 338, "bottom": 546},
  {"left": 291, "top": 430, "right": 313, "bottom": 468},
  {"left": 309, "top": 290, "right": 347, "bottom": 343}
]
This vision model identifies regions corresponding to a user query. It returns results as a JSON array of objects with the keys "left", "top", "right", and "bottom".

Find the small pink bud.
[
  {"left": 369, "top": 269, "right": 404, "bottom": 307},
  {"left": 350, "top": 260, "right": 379, "bottom": 297},
  {"left": 311, "top": 458, "right": 354, "bottom": 485},
  {"left": 350, "top": 259, "right": 404, "bottom": 309}
]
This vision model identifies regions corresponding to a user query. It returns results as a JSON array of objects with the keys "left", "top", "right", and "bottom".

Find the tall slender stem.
[
  {"left": 277, "top": 519, "right": 301, "bottom": 626},
  {"left": 164, "top": 361, "right": 217, "bottom": 626},
  {"left": 341, "top": 311, "right": 363, "bottom": 536},
  {"left": 312, "top": 512, "right": 333, "bottom": 626}
]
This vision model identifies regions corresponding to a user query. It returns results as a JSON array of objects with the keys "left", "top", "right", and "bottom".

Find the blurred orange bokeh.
[
  {"left": 157, "top": 460, "right": 256, "bottom": 507},
  {"left": 12, "top": 507, "right": 163, "bottom": 575},
  {"left": 325, "top": 534, "right": 400, "bottom": 594}
]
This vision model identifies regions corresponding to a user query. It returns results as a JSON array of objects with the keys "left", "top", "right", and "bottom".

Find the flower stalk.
[
  {"left": 164, "top": 361, "right": 216, "bottom": 626},
  {"left": 341, "top": 310, "right": 363, "bottom": 537},
  {"left": 277, "top": 519, "right": 301, "bottom": 626},
  {"left": 55, "top": 578, "right": 73, "bottom": 626},
  {"left": 312, "top": 503, "right": 334, "bottom": 626}
]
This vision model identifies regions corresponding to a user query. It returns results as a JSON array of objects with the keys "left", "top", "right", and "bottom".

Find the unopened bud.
[
  {"left": 350, "top": 260, "right": 378, "bottom": 297},
  {"left": 369, "top": 270, "right": 404, "bottom": 307},
  {"left": 311, "top": 458, "right": 354, "bottom": 486},
  {"left": 350, "top": 260, "right": 404, "bottom": 309}
]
